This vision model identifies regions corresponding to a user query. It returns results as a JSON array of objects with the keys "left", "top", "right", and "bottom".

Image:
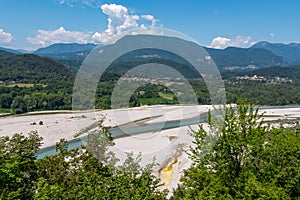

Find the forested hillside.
[
  {"left": 252, "top": 41, "right": 300, "bottom": 65},
  {"left": 0, "top": 53, "right": 74, "bottom": 83},
  {"left": 205, "top": 46, "right": 286, "bottom": 70},
  {"left": 0, "top": 53, "right": 74, "bottom": 113},
  {"left": 223, "top": 65, "right": 300, "bottom": 80}
]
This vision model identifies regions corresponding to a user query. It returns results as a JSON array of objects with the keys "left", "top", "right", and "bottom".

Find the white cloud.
[
  {"left": 141, "top": 15, "right": 158, "bottom": 27},
  {"left": 27, "top": 26, "right": 92, "bottom": 47},
  {"left": 0, "top": 28, "right": 13, "bottom": 45},
  {"left": 210, "top": 35, "right": 255, "bottom": 49},
  {"left": 210, "top": 37, "right": 230, "bottom": 49},
  {"left": 270, "top": 32, "right": 275, "bottom": 38},
  {"left": 27, "top": 4, "right": 160, "bottom": 48},
  {"left": 92, "top": 4, "right": 160, "bottom": 44}
]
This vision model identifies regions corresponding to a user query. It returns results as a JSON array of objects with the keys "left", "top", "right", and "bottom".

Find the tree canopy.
[{"left": 173, "top": 101, "right": 300, "bottom": 199}]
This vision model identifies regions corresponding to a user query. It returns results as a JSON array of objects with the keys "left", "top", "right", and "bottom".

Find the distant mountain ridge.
[
  {"left": 205, "top": 46, "right": 286, "bottom": 70},
  {"left": 32, "top": 41, "right": 288, "bottom": 72},
  {"left": 251, "top": 41, "right": 300, "bottom": 65},
  {"left": 34, "top": 43, "right": 97, "bottom": 55},
  {"left": 1, "top": 40, "right": 300, "bottom": 73},
  {"left": 0, "top": 50, "right": 15, "bottom": 57},
  {"left": 0, "top": 47, "right": 22, "bottom": 54}
]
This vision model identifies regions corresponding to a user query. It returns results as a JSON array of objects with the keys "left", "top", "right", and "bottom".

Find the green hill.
[{"left": 0, "top": 53, "right": 74, "bottom": 84}]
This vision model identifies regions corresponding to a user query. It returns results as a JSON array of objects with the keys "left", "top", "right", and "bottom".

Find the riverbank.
[{"left": 0, "top": 105, "right": 215, "bottom": 148}]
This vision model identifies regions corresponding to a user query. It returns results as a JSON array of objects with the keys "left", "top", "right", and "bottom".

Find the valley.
[{"left": 1, "top": 1, "right": 300, "bottom": 199}]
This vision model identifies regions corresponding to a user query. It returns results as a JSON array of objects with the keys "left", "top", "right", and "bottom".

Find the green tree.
[
  {"left": 173, "top": 100, "right": 300, "bottom": 199},
  {"left": 34, "top": 131, "right": 166, "bottom": 199},
  {"left": 0, "top": 94, "right": 13, "bottom": 109},
  {"left": 0, "top": 132, "right": 42, "bottom": 199},
  {"left": 11, "top": 96, "right": 27, "bottom": 114}
]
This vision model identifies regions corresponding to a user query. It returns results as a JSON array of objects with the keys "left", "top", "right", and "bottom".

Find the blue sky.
[{"left": 0, "top": 0, "right": 299, "bottom": 50}]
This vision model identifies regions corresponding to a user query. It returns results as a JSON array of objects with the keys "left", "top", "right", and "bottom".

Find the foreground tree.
[
  {"left": 0, "top": 132, "right": 42, "bottom": 199},
  {"left": 34, "top": 132, "right": 166, "bottom": 199},
  {"left": 0, "top": 131, "right": 166, "bottom": 199},
  {"left": 173, "top": 100, "right": 300, "bottom": 199}
]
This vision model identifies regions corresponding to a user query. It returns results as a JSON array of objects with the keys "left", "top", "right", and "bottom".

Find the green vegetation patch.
[
  {"left": 158, "top": 92, "right": 174, "bottom": 100},
  {"left": 138, "top": 97, "right": 178, "bottom": 105}
]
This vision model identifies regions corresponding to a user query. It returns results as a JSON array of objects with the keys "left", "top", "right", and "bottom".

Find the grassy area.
[
  {"left": 0, "top": 108, "right": 12, "bottom": 117},
  {"left": 7, "top": 83, "right": 47, "bottom": 88},
  {"left": 158, "top": 92, "right": 174, "bottom": 100},
  {"left": 138, "top": 97, "right": 178, "bottom": 105},
  {"left": 0, "top": 108, "right": 11, "bottom": 113}
]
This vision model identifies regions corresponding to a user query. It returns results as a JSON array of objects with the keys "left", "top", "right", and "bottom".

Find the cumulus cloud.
[
  {"left": 27, "top": 4, "right": 159, "bottom": 48},
  {"left": 27, "top": 26, "right": 92, "bottom": 47},
  {"left": 92, "top": 4, "right": 159, "bottom": 44},
  {"left": 141, "top": 15, "right": 158, "bottom": 27},
  {"left": 210, "top": 35, "right": 255, "bottom": 49},
  {"left": 0, "top": 28, "right": 13, "bottom": 45},
  {"left": 210, "top": 37, "right": 231, "bottom": 49}
]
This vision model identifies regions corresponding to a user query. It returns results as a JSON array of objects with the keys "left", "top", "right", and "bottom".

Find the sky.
[{"left": 0, "top": 0, "right": 300, "bottom": 50}]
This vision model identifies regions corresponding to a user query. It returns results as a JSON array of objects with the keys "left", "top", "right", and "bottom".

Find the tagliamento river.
[
  {"left": 36, "top": 114, "right": 208, "bottom": 159},
  {"left": 35, "top": 105, "right": 300, "bottom": 159}
]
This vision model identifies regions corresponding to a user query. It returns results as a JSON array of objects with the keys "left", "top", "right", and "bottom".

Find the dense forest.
[
  {"left": 0, "top": 52, "right": 74, "bottom": 113},
  {"left": 1, "top": 102, "right": 300, "bottom": 199},
  {"left": 2, "top": 77, "right": 299, "bottom": 114}
]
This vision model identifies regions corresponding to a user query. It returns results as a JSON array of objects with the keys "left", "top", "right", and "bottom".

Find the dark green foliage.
[
  {"left": 0, "top": 52, "right": 74, "bottom": 113},
  {"left": 223, "top": 65, "right": 300, "bottom": 80},
  {"left": 225, "top": 81, "right": 300, "bottom": 105},
  {"left": 0, "top": 93, "right": 13, "bottom": 108},
  {"left": 0, "top": 54, "right": 74, "bottom": 83},
  {"left": 0, "top": 132, "right": 43, "bottom": 199},
  {"left": 0, "top": 131, "right": 166, "bottom": 199},
  {"left": 173, "top": 101, "right": 300, "bottom": 199},
  {"left": 34, "top": 134, "right": 166, "bottom": 199}
]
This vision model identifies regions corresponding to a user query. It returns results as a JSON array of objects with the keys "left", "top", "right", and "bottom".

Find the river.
[{"left": 36, "top": 105, "right": 300, "bottom": 159}]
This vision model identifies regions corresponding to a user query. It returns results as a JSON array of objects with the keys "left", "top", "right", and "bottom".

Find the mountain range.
[
  {"left": 251, "top": 41, "right": 300, "bottom": 65},
  {"left": 0, "top": 47, "right": 299, "bottom": 85},
  {"left": 1, "top": 40, "right": 300, "bottom": 73},
  {"left": 0, "top": 47, "right": 22, "bottom": 54},
  {"left": 34, "top": 43, "right": 97, "bottom": 55},
  {"left": 205, "top": 47, "right": 286, "bottom": 70}
]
